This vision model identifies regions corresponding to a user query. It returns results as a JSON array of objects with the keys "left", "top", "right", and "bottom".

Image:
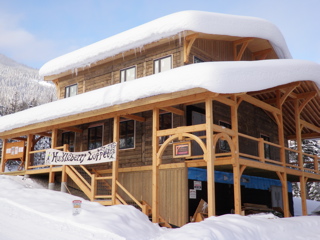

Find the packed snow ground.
[{"left": 1, "top": 175, "right": 320, "bottom": 240}]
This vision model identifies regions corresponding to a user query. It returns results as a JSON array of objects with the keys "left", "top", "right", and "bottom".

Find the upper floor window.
[
  {"left": 120, "top": 120, "right": 135, "bottom": 149},
  {"left": 62, "top": 132, "right": 75, "bottom": 152},
  {"left": 194, "top": 56, "right": 204, "bottom": 63},
  {"left": 88, "top": 125, "right": 103, "bottom": 150},
  {"left": 120, "top": 66, "right": 136, "bottom": 82},
  {"left": 261, "top": 134, "right": 271, "bottom": 159},
  {"left": 65, "top": 84, "right": 78, "bottom": 98},
  {"left": 159, "top": 112, "right": 173, "bottom": 144},
  {"left": 154, "top": 56, "right": 172, "bottom": 74}
]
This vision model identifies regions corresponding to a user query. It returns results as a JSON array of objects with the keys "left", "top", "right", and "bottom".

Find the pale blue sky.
[{"left": 0, "top": 0, "right": 319, "bottom": 69}]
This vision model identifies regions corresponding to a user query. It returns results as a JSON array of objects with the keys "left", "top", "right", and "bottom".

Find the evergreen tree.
[{"left": 291, "top": 139, "right": 320, "bottom": 200}]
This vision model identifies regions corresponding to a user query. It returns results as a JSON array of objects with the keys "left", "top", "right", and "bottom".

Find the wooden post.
[
  {"left": 300, "top": 176, "right": 308, "bottom": 216},
  {"left": 233, "top": 164, "right": 242, "bottom": 214},
  {"left": 112, "top": 116, "right": 120, "bottom": 205},
  {"left": 205, "top": 98, "right": 215, "bottom": 217},
  {"left": 275, "top": 90, "right": 286, "bottom": 166},
  {"left": 91, "top": 173, "right": 97, "bottom": 201},
  {"left": 231, "top": 95, "right": 242, "bottom": 214},
  {"left": 24, "top": 134, "right": 33, "bottom": 171},
  {"left": 152, "top": 108, "right": 160, "bottom": 223},
  {"left": 49, "top": 129, "right": 58, "bottom": 190},
  {"left": 0, "top": 139, "right": 7, "bottom": 172},
  {"left": 294, "top": 99, "right": 303, "bottom": 169},
  {"left": 61, "top": 144, "right": 69, "bottom": 192},
  {"left": 277, "top": 171, "right": 290, "bottom": 217}
]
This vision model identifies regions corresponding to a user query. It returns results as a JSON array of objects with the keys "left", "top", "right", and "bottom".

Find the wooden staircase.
[{"left": 65, "top": 165, "right": 172, "bottom": 228}]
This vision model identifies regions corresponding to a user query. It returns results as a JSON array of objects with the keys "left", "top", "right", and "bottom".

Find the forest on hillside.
[{"left": 0, "top": 54, "right": 56, "bottom": 115}]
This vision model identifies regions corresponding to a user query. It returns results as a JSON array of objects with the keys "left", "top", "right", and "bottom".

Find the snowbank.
[
  {"left": 0, "top": 176, "right": 162, "bottom": 240},
  {"left": 1, "top": 59, "right": 320, "bottom": 134},
  {"left": 39, "top": 10, "right": 291, "bottom": 77},
  {"left": 1, "top": 175, "right": 320, "bottom": 240},
  {"left": 293, "top": 197, "right": 320, "bottom": 216}
]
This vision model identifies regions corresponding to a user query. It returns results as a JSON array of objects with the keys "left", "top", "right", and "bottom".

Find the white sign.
[
  {"left": 194, "top": 181, "right": 202, "bottom": 190},
  {"left": 45, "top": 142, "right": 117, "bottom": 165},
  {"left": 189, "top": 189, "right": 197, "bottom": 199}
]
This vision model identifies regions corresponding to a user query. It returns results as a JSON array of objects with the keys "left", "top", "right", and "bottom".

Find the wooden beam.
[
  {"left": 300, "top": 176, "right": 308, "bottom": 216},
  {"left": 37, "top": 132, "right": 52, "bottom": 137},
  {"left": 249, "top": 82, "right": 301, "bottom": 97},
  {"left": 239, "top": 94, "right": 281, "bottom": 114},
  {"left": 184, "top": 33, "right": 199, "bottom": 63},
  {"left": 233, "top": 38, "right": 254, "bottom": 61},
  {"left": 121, "top": 114, "right": 145, "bottom": 122},
  {"left": 61, "top": 127, "right": 83, "bottom": 133},
  {"left": 205, "top": 98, "right": 215, "bottom": 216},
  {"left": 152, "top": 108, "right": 160, "bottom": 223},
  {"left": 112, "top": 116, "right": 120, "bottom": 205},
  {"left": 0, "top": 139, "right": 7, "bottom": 172},
  {"left": 12, "top": 137, "right": 27, "bottom": 141},
  {"left": 24, "top": 134, "right": 33, "bottom": 171},
  {"left": 160, "top": 107, "right": 184, "bottom": 116},
  {"left": 298, "top": 91, "right": 317, "bottom": 114},
  {"left": 276, "top": 171, "right": 290, "bottom": 217},
  {"left": 252, "top": 48, "right": 272, "bottom": 60},
  {"left": 300, "top": 120, "right": 320, "bottom": 133},
  {"left": 287, "top": 132, "right": 320, "bottom": 140}
]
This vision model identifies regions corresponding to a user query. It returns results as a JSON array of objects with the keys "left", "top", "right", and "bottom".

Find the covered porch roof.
[{"left": 0, "top": 59, "right": 320, "bottom": 139}]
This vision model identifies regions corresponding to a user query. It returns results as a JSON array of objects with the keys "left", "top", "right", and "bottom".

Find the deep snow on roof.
[
  {"left": 1, "top": 59, "right": 320, "bottom": 135},
  {"left": 39, "top": 10, "right": 291, "bottom": 77}
]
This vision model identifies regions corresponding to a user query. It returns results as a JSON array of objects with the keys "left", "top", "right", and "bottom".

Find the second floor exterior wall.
[{"left": 55, "top": 36, "right": 273, "bottom": 99}]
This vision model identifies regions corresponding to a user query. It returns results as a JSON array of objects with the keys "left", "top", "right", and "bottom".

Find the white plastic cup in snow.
[{"left": 72, "top": 200, "right": 82, "bottom": 215}]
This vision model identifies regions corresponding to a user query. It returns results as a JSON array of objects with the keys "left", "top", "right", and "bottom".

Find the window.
[
  {"left": 159, "top": 112, "right": 173, "bottom": 144},
  {"left": 65, "top": 84, "right": 78, "bottom": 98},
  {"left": 88, "top": 125, "right": 103, "bottom": 150},
  {"left": 61, "top": 132, "right": 75, "bottom": 152},
  {"left": 154, "top": 56, "right": 172, "bottom": 74},
  {"left": 120, "top": 120, "right": 135, "bottom": 149},
  {"left": 261, "top": 134, "right": 271, "bottom": 159},
  {"left": 219, "top": 121, "right": 231, "bottom": 152},
  {"left": 194, "top": 56, "right": 204, "bottom": 63},
  {"left": 120, "top": 66, "right": 136, "bottom": 82}
]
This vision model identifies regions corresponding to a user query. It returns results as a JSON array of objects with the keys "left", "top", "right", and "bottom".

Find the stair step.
[{"left": 94, "top": 200, "right": 113, "bottom": 206}]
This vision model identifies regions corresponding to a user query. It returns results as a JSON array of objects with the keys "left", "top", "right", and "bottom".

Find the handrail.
[
  {"left": 116, "top": 180, "right": 143, "bottom": 209},
  {"left": 68, "top": 165, "right": 92, "bottom": 190}
]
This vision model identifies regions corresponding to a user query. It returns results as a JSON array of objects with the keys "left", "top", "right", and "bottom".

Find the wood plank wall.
[{"left": 118, "top": 167, "right": 188, "bottom": 227}]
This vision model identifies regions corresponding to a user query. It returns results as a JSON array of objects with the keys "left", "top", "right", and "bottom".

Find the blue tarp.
[{"left": 188, "top": 167, "right": 292, "bottom": 192}]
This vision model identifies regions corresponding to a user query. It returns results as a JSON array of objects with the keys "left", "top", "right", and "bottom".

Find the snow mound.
[{"left": 156, "top": 214, "right": 320, "bottom": 240}]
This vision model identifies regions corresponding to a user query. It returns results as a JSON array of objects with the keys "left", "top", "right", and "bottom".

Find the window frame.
[
  {"left": 218, "top": 120, "right": 231, "bottom": 152},
  {"left": 153, "top": 55, "right": 173, "bottom": 74},
  {"left": 65, "top": 84, "right": 78, "bottom": 98},
  {"left": 61, "top": 131, "right": 76, "bottom": 152},
  {"left": 159, "top": 112, "right": 173, "bottom": 145},
  {"left": 260, "top": 133, "right": 271, "bottom": 159},
  {"left": 87, "top": 124, "right": 103, "bottom": 150},
  {"left": 120, "top": 65, "right": 137, "bottom": 83},
  {"left": 120, "top": 119, "right": 136, "bottom": 150}
]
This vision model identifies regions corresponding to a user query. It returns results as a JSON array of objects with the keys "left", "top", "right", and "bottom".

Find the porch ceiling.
[{"left": 248, "top": 81, "right": 320, "bottom": 139}]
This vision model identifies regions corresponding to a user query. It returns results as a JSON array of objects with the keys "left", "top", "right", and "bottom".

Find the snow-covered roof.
[
  {"left": 1, "top": 59, "right": 320, "bottom": 135},
  {"left": 39, "top": 11, "right": 291, "bottom": 77}
]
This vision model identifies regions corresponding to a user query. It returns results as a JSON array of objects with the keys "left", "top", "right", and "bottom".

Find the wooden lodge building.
[{"left": 1, "top": 11, "right": 320, "bottom": 227}]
